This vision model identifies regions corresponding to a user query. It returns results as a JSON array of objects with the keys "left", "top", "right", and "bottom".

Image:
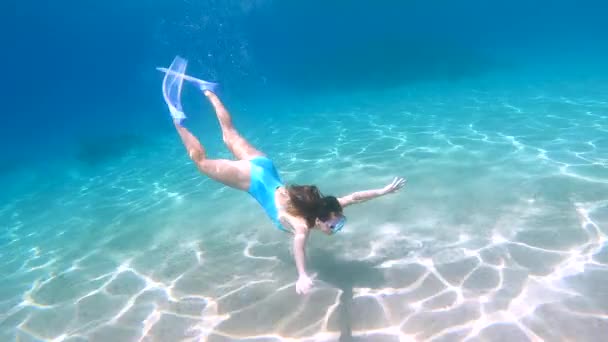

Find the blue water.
[{"left": 3, "top": 1, "right": 608, "bottom": 341}]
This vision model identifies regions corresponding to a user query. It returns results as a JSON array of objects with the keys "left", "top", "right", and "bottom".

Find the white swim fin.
[{"left": 160, "top": 56, "right": 188, "bottom": 125}]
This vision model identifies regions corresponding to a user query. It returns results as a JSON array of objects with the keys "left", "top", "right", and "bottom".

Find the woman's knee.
[{"left": 188, "top": 147, "right": 206, "bottom": 163}]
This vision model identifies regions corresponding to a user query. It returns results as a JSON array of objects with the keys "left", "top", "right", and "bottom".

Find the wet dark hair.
[{"left": 285, "top": 185, "right": 343, "bottom": 228}]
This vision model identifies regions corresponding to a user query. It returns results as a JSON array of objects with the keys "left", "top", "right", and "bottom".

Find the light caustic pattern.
[{"left": 1, "top": 80, "right": 607, "bottom": 341}]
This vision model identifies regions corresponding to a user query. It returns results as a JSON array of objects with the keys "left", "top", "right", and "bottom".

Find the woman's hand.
[
  {"left": 381, "top": 177, "right": 407, "bottom": 195},
  {"left": 296, "top": 274, "right": 313, "bottom": 295}
]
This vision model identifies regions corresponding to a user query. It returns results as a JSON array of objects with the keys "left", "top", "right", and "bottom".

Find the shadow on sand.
[{"left": 308, "top": 249, "right": 388, "bottom": 342}]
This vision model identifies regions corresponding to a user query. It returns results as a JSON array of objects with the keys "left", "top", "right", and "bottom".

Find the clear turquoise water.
[{"left": 2, "top": 65, "right": 607, "bottom": 341}]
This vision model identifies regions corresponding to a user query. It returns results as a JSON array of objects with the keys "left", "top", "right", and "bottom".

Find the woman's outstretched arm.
[
  {"left": 338, "top": 177, "right": 407, "bottom": 208},
  {"left": 293, "top": 229, "right": 313, "bottom": 295}
]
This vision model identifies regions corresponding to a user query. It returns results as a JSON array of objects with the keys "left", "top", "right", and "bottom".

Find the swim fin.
[
  {"left": 160, "top": 56, "right": 188, "bottom": 125},
  {"left": 157, "top": 67, "right": 219, "bottom": 93},
  {"left": 159, "top": 56, "right": 220, "bottom": 125}
]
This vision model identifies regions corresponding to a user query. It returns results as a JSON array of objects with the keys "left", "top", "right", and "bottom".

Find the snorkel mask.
[{"left": 326, "top": 216, "right": 346, "bottom": 234}]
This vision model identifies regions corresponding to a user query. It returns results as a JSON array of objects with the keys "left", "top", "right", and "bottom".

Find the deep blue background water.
[{"left": 6, "top": 0, "right": 608, "bottom": 171}]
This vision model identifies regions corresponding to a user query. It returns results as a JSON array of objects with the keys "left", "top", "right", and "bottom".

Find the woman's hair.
[{"left": 285, "top": 185, "right": 343, "bottom": 228}]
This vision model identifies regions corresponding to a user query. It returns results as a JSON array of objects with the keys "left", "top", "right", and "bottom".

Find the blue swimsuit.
[{"left": 248, "top": 156, "right": 289, "bottom": 232}]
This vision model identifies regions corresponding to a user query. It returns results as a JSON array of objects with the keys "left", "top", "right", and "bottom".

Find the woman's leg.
[
  {"left": 204, "top": 90, "right": 265, "bottom": 160},
  {"left": 174, "top": 121, "right": 251, "bottom": 191}
]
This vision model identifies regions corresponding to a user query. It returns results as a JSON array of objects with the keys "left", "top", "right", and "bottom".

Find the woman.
[{"left": 174, "top": 89, "right": 406, "bottom": 294}]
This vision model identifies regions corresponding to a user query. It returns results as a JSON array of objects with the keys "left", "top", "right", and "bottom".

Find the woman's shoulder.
[
  {"left": 275, "top": 186, "right": 311, "bottom": 233},
  {"left": 278, "top": 212, "right": 308, "bottom": 234}
]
